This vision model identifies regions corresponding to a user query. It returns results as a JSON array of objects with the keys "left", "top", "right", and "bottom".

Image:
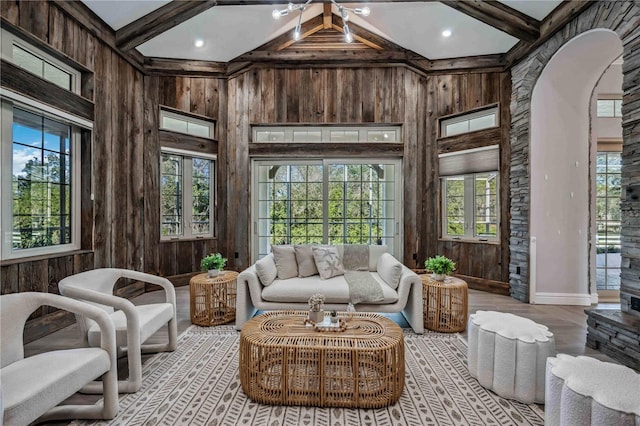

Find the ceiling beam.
[
  {"left": 504, "top": 0, "right": 594, "bottom": 67},
  {"left": 144, "top": 57, "right": 228, "bottom": 77},
  {"left": 116, "top": 0, "right": 217, "bottom": 52},
  {"left": 323, "top": 3, "right": 332, "bottom": 29},
  {"left": 439, "top": 0, "right": 540, "bottom": 43}
]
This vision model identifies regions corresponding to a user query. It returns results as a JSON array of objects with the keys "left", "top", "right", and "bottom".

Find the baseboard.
[{"left": 535, "top": 292, "right": 592, "bottom": 306}]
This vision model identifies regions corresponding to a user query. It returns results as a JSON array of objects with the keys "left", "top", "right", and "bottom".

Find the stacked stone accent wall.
[
  {"left": 586, "top": 310, "right": 640, "bottom": 371},
  {"left": 509, "top": 1, "right": 640, "bottom": 303}
]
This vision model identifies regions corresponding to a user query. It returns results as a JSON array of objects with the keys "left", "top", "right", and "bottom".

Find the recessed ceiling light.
[
  {"left": 442, "top": 29, "right": 452, "bottom": 38},
  {"left": 194, "top": 39, "right": 204, "bottom": 48}
]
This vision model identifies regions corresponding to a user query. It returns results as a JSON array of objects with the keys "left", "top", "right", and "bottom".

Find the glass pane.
[
  {"left": 330, "top": 130, "right": 359, "bottom": 142},
  {"left": 597, "top": 100, "right": 614, "bottom": 117},
  {"left": 162, "top": 116, "right": 188, "bottom": 134},
  {"left": 614, "top": 99, "right": 623, "bottom": 118},
  {"left": 13, "top": 45, "right": 43, "bottom": 77},
  {"left": 444, "top": 120, "right": 468, "bottom": 137},
  {"left": 44, "top": 62, "right": 72, "bottom": 90},
  {"left": 255, "top": 131, "right": 285, "bottom": 142},
  {"left": 444, "top": 177, "right": 464, "bottom": 236},
  {"left": 469, "top": 113, "right": 496, "bottom": 132},
  {"left": 187, "top": 122, "right": 211, "bottom": 138},
  {"left": 367, "top": 130, "right": 397, "bottom": 142},
  {"left": 191, "top": 158, "right": 211, "bottom": 236},
  {"left": 160, "top": 154, "right": 183, "bottom": 237}
]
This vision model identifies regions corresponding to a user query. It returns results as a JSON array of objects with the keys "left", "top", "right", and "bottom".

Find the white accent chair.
[
  {"left": 0, "top": 292, "right": 119, "bottom": 425},
  {"left": 59, "top": 268, "right": 177, "bottom": 393}
]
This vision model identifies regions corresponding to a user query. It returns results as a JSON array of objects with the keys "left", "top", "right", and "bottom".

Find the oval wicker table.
[
  {"left": 239, "top": 311, "right": 405, "bottom": 408},
  {"left": 189, "top": 271, "right": 238, "bottom": 326},
  {"left": 421, "top": 275, "right": 468, "bottom": 332}
]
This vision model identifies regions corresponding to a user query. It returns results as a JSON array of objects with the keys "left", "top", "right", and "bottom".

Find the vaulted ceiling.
[{"left": 79, "top": 0, "right": 592, "bottom": 75}]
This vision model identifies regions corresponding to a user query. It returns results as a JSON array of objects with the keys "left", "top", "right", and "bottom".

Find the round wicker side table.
[
  {"left": 189, "top": 271, "right": 238, "bottom": 326},
  {"left": 421, "top": 275, "right": 468, "bottom": 332}
]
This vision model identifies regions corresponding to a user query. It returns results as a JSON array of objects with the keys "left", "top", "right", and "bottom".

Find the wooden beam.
[
  {"left": 116, "top": 0, "right": 217, "bottom": 52},
  {"left": 251, "top": 15, "right": 325, "bottom": 52},
  {"left": 1, "top": 59, "right": 94, "bottom": 120},
  {"left": 249, "top": 143, "right": 403, "bottom": 158},
  {"left": 235, "top": 49, "right": 424, "bottom": 62},
  {"left": 323, "top": 3, "right": 332, "bottom": 29},
  {"left": 440, "top": 0, "right": 540, "bottom": 43},
  {"left": 409, "top": 54, "right": 505, "bottom": 73},
  {"left": 159, "top": 130, "right": 218, "bottom": 155},
  {"left": 145, "top": 57, "right": 227, "bottom": 77},
  {"left": 504, "top": 0, "right": 594, "bottom": 67}
]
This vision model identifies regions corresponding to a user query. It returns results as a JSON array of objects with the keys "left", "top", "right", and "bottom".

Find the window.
[
  {"left": 1, "top": 102, "right": 81, "bottom": 259},
  {"left": 160, "top": 109, "right": 215, "bottom": 139},
  {"left": 1, "top": 29, "right": 80, "bottom": 93},
  {"left": 253, "top": 126, "right": 400, "bottom": 143},
  {"left": 160, "top": 149, "right": 215, "bottom": 240},
  {"left": 439, "top": 146, "right": 500, "bottom": 241},
  {"left": 440, "top": 105, "right": 499, "bottom": 138},
  {"left": 596, "top": 150, "right": 621, "bottom": 291},
  {"left": 253, "top": 160, "right": 402, "bottom": 259},
  {"left": 596, "top": 99, "right": 623, "bottom": 118}
]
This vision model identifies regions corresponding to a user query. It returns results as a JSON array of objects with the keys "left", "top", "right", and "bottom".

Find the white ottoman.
[
  {"left": 467, "top": 310, "right": 555, "bottom": 404},
  {"left": 546, "top": 354, "right": 640, "bottom": 426}
]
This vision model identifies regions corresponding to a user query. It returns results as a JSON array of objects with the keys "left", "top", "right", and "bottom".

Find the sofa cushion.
[
  {"left": 261, "top": 274, "right": 398, "bottom": 304},
  {"left": 342, "top": 244, "right": 370, "bottom": 271},
  {"left": 312, "top": 246, "right": 345, "bottom": 279},
  {"left": 294, "top": 245, "right": 318, "bottom": 277},
  {"left": 369, "top": 245, "right": 389, "bottom": 271},
  {"left": 272, "top": 245, "right": 298, "bottom": 279},
  {"left": 255, "top": 255, "right": 278, "bottom": 286},
  {"left": 377, "top": 253, "right": 403, "bottom": 289}
]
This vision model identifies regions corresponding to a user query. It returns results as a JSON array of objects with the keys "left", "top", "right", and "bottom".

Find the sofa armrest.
[
  {"left": 236, "top": 265, "right": 264, "bottom": 330},
  {"left": 395, "top": 266, "right": 424, "bottom": 334}
]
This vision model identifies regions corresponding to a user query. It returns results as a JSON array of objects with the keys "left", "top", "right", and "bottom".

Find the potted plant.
[
  {"left": 201, "top": 253, "right": 227, "bottom": 278},
  {"left": 308, "top": 293, "right": 325, "bottom": 323},
  {"left": 330, "top": 309, "right": 339, "bottom": 324},
  {"left": 425, "top": 255, "right": 455, "bottom": 281}
]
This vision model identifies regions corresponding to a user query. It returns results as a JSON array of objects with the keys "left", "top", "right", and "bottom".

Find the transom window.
[
  {"left": 160, "top": 109, "right": 215, "bottom": 139},
  {"left": 596, "top": 99, "right": 623, "bottom": 118},
  {"left": 160, "top": 149, "right": 215, "bottom": 240},
  {"left": 439, "top": 105, "right": 498, "bottom": 138},
  {"left": 1, "top": 29, "right": 80, "bottom": 93},
  {"left": 252, "top": 159, "right": 402, "bottom": 260},
  {"left": 253, "top": 126, "right": 400, "bottom": 143}
]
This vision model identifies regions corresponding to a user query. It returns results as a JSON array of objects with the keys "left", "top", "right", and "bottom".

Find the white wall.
[
  {"left": 530, "top": 29, "right": 622, "bottom": 305},
  {"left": 593, "top": 63, "right": 623, "bottom": 140}
]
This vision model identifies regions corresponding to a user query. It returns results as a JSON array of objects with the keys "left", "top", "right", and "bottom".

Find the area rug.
[{"left": 72, "top": 326, "right": 544, "bottom": 426}]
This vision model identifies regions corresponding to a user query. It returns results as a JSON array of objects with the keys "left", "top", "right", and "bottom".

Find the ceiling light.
[
  {"left": 442, "top": 29, "right": 452, "bottom": 38},
  {"left": 194, "top": 39, "right": 204, "bottom": 47},
  {"left": 272, "top": 0, "right": 371, "bottom": 44}
]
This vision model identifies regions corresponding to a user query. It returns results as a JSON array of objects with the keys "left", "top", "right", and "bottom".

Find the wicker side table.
[
  {"left": 189, "top": 271, "right": 238, "bottom": 326},
  {"left": 421, "top": 275, "right": 468, "bottom": 332}
]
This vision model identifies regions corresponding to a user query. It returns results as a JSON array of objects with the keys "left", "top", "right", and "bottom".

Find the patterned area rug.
[{"left": 72, "top": 326, "right": 544, "bottom": 426}]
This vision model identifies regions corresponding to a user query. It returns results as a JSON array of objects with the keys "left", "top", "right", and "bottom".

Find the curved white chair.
[
  {"left": 59, "top": 268, "right": 177, "bottom": 393},
  {"left": 1, "top": 292, "right": 118, "bottom": 425}
]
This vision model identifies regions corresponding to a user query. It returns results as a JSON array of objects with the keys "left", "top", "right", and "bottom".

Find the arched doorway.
[{"left": 529, "top": 29, "right": 622, "bottom": 304}]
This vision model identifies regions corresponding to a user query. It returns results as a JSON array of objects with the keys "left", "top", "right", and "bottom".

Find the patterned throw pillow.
[
  {"left": 294, "top": 245, "right": 319, "bottom": 277},
  {"left": 312, "top": 246, "right": 345, "bottom": 279},
  {"left": 271, "top": 245, "right": 298, "bottom": 279}
]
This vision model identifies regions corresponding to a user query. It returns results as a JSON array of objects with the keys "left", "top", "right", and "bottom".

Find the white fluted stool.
[
  {"left": 467, "top": 310, "right": 555, "bottom": 403},
  {"left": 545, "top": 354, "right": 640, "bottom": 426}
]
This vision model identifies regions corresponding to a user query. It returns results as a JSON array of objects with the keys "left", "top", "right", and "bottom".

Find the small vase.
[
  {"left": 330, "top": 316, "right": 339, "bottom": 324},
  {"left": 309, "top": 309, "right": 324, "bottom": 323},
  {"left": 208, "top": 269, "right": 220, "bottom": 278},
  {"left": 432, "top": 273, "right": 446, "bottom": 281},
  {"left": 346, "top": 303, "right": 356, "bottom": 322}
]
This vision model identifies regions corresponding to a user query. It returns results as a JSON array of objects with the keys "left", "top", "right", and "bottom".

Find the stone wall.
[
  {"left": 509, "top": 1, "right": 640, "bottom": 302},
  {"left": 586, "top": 309, "right": 640, "bottom": 371}
]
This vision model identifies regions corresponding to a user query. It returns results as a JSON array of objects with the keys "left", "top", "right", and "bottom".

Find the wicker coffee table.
[{"left": 239, "top": 311, "right": 405, "bottom": 408}]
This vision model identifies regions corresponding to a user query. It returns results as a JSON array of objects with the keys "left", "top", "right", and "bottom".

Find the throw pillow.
[
  {"left": 312, "top": 246, "right": 345, "bottom": 279},
  {"left": 294, "top": 245, "right": 318, "bottom": 277},
  {"left": 271, "top": 245, "right": 298, "bottom": 279},
  {"left": 376, "top": 253, "right": 403, "bottom": 289},
  {"left": 255, "top": 255, "right": 278, "bottom": 286},
  {"left": 369, "top": 245, "right": 389, "bottom": 271}
]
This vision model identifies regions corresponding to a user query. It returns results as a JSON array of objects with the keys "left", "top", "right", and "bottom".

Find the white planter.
[
  {"left": 432, "top": 273, "right": 446, "bottom": 281},
  {"left": 208, "top": 269, "right": 220, "bottom": 278}
]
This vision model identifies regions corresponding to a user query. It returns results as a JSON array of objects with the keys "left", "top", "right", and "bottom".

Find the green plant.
[
  {"left": 201, "top": 253, "right": 227, "bottom": 271},
  {"left": 330, "top": 309, "right": 337, "bottom": 317},
  {"left": 425, "top": 255, "right": 455, "bottom": 275}
]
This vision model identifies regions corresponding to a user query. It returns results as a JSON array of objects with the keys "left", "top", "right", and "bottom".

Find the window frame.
[
  {"left": 596, "top": 98, "right": 623, "bottom": 118},
  {"left": 439, "top": 104, "right": 499, "bottom": 138},
  {"left": 252, "top": 125, "right": 402, "bottom": 143},
  {"left": 1, "top": 100, "right": 82, "bottom": 260},
  {"left": 159, "top": 108, "right": 215, "bottom": 139},
  {"left": 440, "top": 172, "right": 500, "bottom": 242},
  {"left": 160, "top": 147, "right": 216, "bottom": 242}
]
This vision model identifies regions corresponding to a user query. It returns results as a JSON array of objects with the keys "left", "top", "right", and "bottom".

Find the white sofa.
[{"left": 235, "top": 245, "right": 424, "bottom": 333}]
